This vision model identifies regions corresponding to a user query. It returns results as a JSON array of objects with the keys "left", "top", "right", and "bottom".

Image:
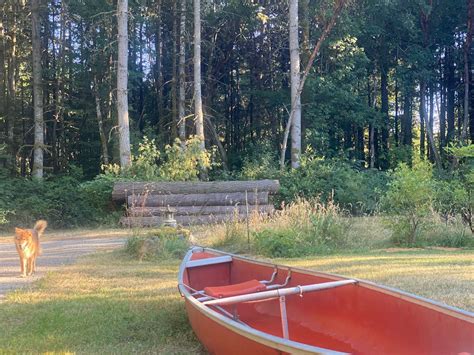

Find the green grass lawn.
[{"left": 0, "top": 246, "right": 472, "bottom": 353}]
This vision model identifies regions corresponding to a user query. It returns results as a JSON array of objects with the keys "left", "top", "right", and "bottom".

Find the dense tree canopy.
[{"left": 0, "top": 0, "right": 472, "bottom": 179}]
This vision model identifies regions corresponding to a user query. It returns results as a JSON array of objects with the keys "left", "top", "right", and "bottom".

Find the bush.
[
  {"left": 254, "top": 229, "right": 302, "bottom": 257},
  {"left": 423, "top": 222, "right": 472, "bottom": 248},
  {"left": 382, "top": 160, "right": 435, "bottom": 245},
  {"left": 125, "top": 227, "right": 191, "bottom": 260},
  {"left": 278, "top": 155, "right": 389, "bottom": 214},
  {"left": 253, "top": 198, "right": 351, "bottom": 257},
  {"left": 0, "top": 169, "right": 121, "bottom": 229}
]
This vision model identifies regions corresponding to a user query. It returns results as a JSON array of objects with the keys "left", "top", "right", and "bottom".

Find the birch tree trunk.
[
  {"left": 6, "top": 3, "right": 16, "bottom": 171},
  {"left": 289, "top": 0, "right": 302, "bottom": 169},
  {"left": 178, "top": 0, "right": 187, "bottom": 144},
  {"left": 31, "top": 0, "right": 44, "bottom": 179},
  {"left": 462, "top": 0, "right": 473, "bottom": 143},
  {"left": 0, "top": 5, "right": 4, "bottom": 148},
  {"left": 171, "top": 0, "right": 178, "bottom": 140},
  {"left": 280, "top": 0, "right": 346, "bottom": 170},
  {"left": 155, "top": 0, "right": 164, "bottom": 134},
  {"left": 117, "top": 0, "right": 132, "bottom": 168},
  {"left": 194, "top": 0, "right": 205, "bottom": 151}
]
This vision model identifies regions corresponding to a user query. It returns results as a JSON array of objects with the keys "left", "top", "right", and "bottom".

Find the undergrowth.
[{"left": 125, "top": 227, "right": 191, "bottom": 260}]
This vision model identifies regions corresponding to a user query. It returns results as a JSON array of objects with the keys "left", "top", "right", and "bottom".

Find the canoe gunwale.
[
  {"left": 178, "top": 246, "right": 474, "bottom": 354},
  {"left": 199, "top": 247, "right": 474, "bottom": 321},
  {"left": 178, "top": 247, "right": 348, "bottom": 355}
]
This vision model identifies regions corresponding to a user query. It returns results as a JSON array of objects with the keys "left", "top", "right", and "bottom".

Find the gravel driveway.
[{"left": 0, "top": 233, "right": 127, "bottom": 301}]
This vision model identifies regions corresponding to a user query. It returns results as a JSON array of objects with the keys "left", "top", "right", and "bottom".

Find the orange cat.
[{"left": 14, "top": 220, "right": 47, "bottom": 277}]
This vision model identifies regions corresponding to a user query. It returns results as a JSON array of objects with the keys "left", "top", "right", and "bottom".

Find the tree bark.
[
  {"left": 93, "top": 77, "right": 109, "bottom": 165},
  {"left": 380, "top": 62, "right": 389, "bottom": 169},
  {"left": 194, "top": 0, "right": 205, "bottom": 151},
  {"left": 112, "top": 179, "right": 280, "bottom": 201},
  {"left": 280, "top": 0, "right": 346, "bottom": 169},
  {"left": 117, "top": 0, "right": 132, "bottom": 169},
  {"left": 402, "top": 90, "right": 413, "bottom": 148},
  {"left": 5, "top": 3, "right": 16, "bottom": 171},
  {"left": 289, "top": 0, "right": 302, "bottom": 168},
  {"left": 171, "top": 0, "right": 178, "bottom": 140},
  {"left": 178, "top": 0, "right": 187, "bottom": 144},
  {"left": 155, "top": 0, "right": 164, "bottom": 134},
  {"left": 420, "top": 81, "right": 441, "bottom": 166},
  {"left": 439, "top": 50, "right": 447, "bottom": 149},
  {"left": 127, "top": 191, "right": 270, "bottom": 207},
  {"left": 128, "top": 204, "right": 274, "bottom": 216},
  {"left": 0, "top": 5, "right": 4, "bottom": 154},
  {"left": 420, "top": 87, "right": 426, "bottom": 158},
  {"left": 32, "top": 0, "right": 44, "bottom": 179},
  {"left": 462, "top": 0, "right": 473, "bottom": 143},
  {"left": 446, "top": 45, "right": 455, "bottom": 144}
]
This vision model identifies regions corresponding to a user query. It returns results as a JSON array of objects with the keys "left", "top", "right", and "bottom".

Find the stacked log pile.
[{"left": 113, "top": 180, "right": 280, "bottom": 227}]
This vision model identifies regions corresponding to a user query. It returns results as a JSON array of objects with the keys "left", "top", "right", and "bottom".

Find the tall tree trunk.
[
  {"left": 380, "top": 63, "right": 389, "bottom": 169},
  {"left": 462, "top": 0, "right": 473, "bottom": 143},
  {"left": 402, "top": 90, "right": 413, "bottom": 149},
  {"left": 171, "top": 0, "right": 178, "bottom": 140},
  {"left": 280, "top": 0, "right": 346, "bottom": 169},
  {"left": 178, "top": 0, "right": 187, "bottom": 144},
  {"left": 289, "top": 0, "right": 302, "bottom": 168},
  {"left": 194, "top": 0, "right": 205, "bottom": 151},
  {"left": 446, "top": 45, "right": 455, "bottom": 143},
  {"left": 428, "top": 84, "right": 435, "bottom": 160},
  {"left": 117, "top": 0, "right": 131, "bottom": 168},
  {"left": 440, "top": 51, "right": 447, "bottom": 150},
  {"left": 0, "top": 4, "right": 4, "bottom": 153},
  {"left": 155, "top": 0, "right": 164, "bottom": 135},
  {"left": 394, "top": 49, "right": 399, "bottom": 146},
  {"left": 420, "top": 88, "right": 426, "bottom": 158},
  {"left": 420, "top": 81, "right": 441, "bottom": 165},
  {"left": 32, "top": 0, "right": 44, "bottom": 179},
  {"left": 94, "top": 77, "right": 109, "bottom": 165}
]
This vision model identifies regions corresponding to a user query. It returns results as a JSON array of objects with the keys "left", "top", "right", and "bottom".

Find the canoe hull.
[{"left": 179, "top": 248, "right": 474, "bottom": 354}]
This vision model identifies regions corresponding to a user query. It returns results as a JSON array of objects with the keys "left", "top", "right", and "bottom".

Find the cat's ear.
[{"left": 15, "top": 228, "right": 25, "bottom": 235}]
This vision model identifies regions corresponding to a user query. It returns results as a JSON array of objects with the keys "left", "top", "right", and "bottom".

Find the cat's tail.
[{"left": 33, "top": 220, "right": 48, "bottom": 236}]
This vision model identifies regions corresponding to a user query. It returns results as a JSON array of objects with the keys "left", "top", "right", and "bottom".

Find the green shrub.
[
  {"left": 254, "top": 229, "right": 302, "bottom": 257},
  {"left": 126, "top": 227, "right": 191, "bottom": 260},
  {"left": 159, "top": 136, "right": 212, "bottom": 181},
  {"left": 382, "top": 159, "right": 435, "bottom": 245},
  {"left": 0, "top": 170, "right": 121, "bottom": 229},
  {"left": 425, "top": 224, "right": 472, "bottom": 248},
  {"left": 278, "top": 155, "right": 388, "bottom": 214},
  {"left": 253, "top": 199, "right": 351, "bottom": 257}
]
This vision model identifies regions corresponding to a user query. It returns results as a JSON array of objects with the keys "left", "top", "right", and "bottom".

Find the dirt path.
[{"left": 0, "top": 230, "right": 128, "bottom": 301}]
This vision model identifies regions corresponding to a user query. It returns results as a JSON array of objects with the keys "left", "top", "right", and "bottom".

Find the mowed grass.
[
  {"left": 0, "top": 250, "right": 204, "bottom": 354},
  {"left": 0, "top": 239, "right": 472, "bottom": 353}
]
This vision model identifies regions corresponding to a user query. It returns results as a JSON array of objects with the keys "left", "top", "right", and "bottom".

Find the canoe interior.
[{"left": 183, "top": 250, "right": 474, "bottom": 354}]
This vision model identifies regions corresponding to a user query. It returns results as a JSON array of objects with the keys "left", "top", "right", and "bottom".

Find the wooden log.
[
  {"left": 112, "top": 179, "right": 280, "bottom": 201},
  {"left": 120, "top": 214, "right": 246, "bottom": 227},
  {"left": 128, "top": 191, "right": 269, "bottom": 207},
  {"left": 127, "top": 204, "right": 275, "bottom": 217}
]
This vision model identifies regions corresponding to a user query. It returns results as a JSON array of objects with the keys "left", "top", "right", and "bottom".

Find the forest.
[{"left": 0, "top": 0, "right": 473, "bottom": 246}]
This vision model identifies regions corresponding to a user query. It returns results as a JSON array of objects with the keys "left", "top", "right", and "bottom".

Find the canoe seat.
[{"left": 204, "top": 279, "right": 266, "bottom": 298}]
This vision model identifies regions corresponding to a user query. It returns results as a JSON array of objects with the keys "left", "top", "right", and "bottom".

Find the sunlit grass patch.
[{"left": 0, "top": 250, "right": 203, "bottom": 354}]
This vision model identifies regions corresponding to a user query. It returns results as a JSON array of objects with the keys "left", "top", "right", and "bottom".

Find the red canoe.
[{"left": 178, "top": 247, "right": 474, "bottom": 354}]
